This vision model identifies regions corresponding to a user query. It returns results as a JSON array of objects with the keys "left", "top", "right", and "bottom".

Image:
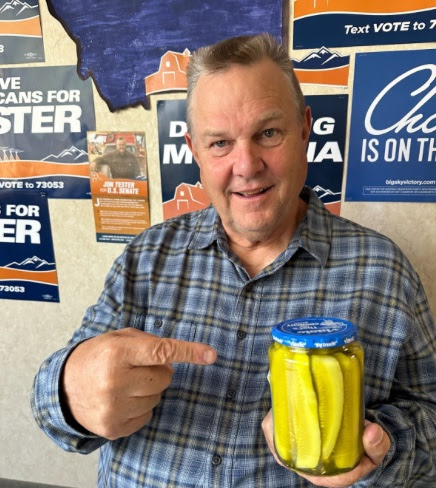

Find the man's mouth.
[{"left": 235, "top": 186, "right": 272, "bottom": 197}]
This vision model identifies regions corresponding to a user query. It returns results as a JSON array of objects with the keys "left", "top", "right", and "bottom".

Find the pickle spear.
[
  {"left": 288, "top": 351, "right": 321, "bottom": 469},
  {"left": 333, "top": 352, "right": 364, "bottom": 469},
  {"left": 269, "top": 344, "right": 294, "bottom": 463},
  {"left": 311, "top": 354, "right": 344, "bottom": 460}
]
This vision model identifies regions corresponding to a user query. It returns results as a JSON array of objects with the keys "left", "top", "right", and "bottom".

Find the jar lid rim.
[{"left": 272, "top": 316, "right": 358, "bottom": 348}]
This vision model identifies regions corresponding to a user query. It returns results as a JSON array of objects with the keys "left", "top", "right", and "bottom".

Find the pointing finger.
[{"left": 127, "top": 331, "right": 217, "bottom": 366}]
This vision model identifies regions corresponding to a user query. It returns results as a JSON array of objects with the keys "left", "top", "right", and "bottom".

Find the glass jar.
[{"left": 268, "top": 317, "right": 364, "bottom": 476}]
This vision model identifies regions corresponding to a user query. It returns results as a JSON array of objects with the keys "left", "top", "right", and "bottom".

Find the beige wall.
[{"left": 0, "top": 2, "right": 434, "bottom": 487}]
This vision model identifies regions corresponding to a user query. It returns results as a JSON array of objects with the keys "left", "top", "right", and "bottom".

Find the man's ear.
[
  {"left": 302, "top": 106, "right": 312, "bottom": 147},
  {"left": 185, "top": 132, "right": 199, "bottom": 167}
]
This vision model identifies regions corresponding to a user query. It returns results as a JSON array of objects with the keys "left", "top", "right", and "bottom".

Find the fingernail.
[
  {"left": 203, "top": 349, "right": 215, "bottom": 364},
  {"left": 370, "top": 429, "right": 383, "bottom": 445}
]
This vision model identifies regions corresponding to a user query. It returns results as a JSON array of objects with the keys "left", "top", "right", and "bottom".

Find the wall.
[{"left": 0, "top": 2, "right": 434, "bottom": 487}]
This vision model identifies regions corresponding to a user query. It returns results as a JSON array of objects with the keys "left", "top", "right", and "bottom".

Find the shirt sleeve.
[
  {"left": 360, "top": 281, "right": 436, "bottom": 487},
  {"left": 30, "top": 251, "right": 128, "bottom": 454}
]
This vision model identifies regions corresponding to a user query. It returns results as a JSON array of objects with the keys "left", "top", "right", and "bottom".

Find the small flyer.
[
  {"left": 0, "top": 190, "right": 59, "bottom": 302},
  {"left": 87, "top": 131, "right": 150, "bottom": 243}
]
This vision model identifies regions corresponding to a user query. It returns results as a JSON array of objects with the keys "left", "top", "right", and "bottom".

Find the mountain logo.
[
  {"left": 42, "top": 146, "right": 89, "bottom": 163},
  {"left": 312, "top": 185, "right": 341, "bottom": 201},
  {"left": 293, "top": 47, "right": 350, "bottom": 86},
  {"left": 312, "top": 185, "right": 342, "bottom": 215},
  {"left": 3, "top": 255, "right": 56, "bottom": 271},
  {"left": 0, "top": 0, "right": 39, "bottom": 19},
  {"left": 293, "top": 47, "right": 349, "bottom": 69}
]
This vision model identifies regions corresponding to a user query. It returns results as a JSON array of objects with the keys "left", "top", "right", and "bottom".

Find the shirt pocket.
[{"left": 131, "top": 312, "right": 198, "bottom": 389}]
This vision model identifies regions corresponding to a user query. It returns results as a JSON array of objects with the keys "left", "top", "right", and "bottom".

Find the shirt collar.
[
  {"left": 296, "top": 186, "right": 332, "bottom": 267},
  {"left": 188, "top": 206, "right": 222, "bottom": 250},
  {"left": 188, "top": 186, "right": 332, "bottom": 267}
]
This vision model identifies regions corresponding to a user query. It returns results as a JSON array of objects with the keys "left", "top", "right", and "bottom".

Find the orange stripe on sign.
[
  {"left": 0, "top": 17, "right": 42, "bottom": 37},
  {"left": 294, "top": 0, "right": 435, "bottom": 18},
  {"left": 0, "top": 268, "right": 58, "bottom": 285},
  {"left": 0, "top": 160, "right": 90, "bottom": 178},
  {"left": 295, "top": 66, "right": 349, "bottom": 87}
]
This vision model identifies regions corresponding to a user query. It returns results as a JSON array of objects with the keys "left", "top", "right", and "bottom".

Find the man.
[
  {"left": 91, "top": 136, "right": 142, "bottom": 179},
  {"left": 31, "top": 34, "right": 435, "bottom": 487}
]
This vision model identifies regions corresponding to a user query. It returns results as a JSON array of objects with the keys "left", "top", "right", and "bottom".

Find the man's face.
[
  {"left": 116, "top": 139, "right": 127, "bottom": 153},
  {"left": 185, "top": 59, "right": 311, "bottom": 245}
]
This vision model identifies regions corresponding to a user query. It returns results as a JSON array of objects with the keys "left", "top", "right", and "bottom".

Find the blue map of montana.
[{"left": 46, "top": 0, "right": 283, "bottom": 111}]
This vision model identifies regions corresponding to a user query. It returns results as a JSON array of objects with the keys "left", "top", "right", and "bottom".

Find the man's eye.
[
  {"left": 263, "top": 128, "right": 277, "bottom": 138},
  {"left": 212, "top": 140, "right": 227, "bottom": 148}
]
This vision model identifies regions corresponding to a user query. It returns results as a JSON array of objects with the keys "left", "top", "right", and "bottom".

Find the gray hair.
[{"left": 186, "top": 33, "right": 305, "bottom": 134}]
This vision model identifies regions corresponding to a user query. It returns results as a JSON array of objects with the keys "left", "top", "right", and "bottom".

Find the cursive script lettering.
[{"left": 365, "top": 65, "right": 436, "bottom": 135}]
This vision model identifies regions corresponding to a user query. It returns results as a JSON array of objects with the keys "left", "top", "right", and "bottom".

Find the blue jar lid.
[{"left": 272, "top": 317, "right": 358, "bottom": 349}]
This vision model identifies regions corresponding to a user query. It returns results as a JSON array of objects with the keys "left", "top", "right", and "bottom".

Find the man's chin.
[{"left": 226, "top": 217, "right": 276, "bottom": 242}]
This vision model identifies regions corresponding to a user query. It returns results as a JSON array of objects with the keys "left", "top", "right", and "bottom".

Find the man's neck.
[{"left": 226, "top": 200, "right": 308, "bottom": 278}]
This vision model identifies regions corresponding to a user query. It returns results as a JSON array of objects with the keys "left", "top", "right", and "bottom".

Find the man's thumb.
[{"left": 363, "top": 422, "right": 391, "bottom": 466}]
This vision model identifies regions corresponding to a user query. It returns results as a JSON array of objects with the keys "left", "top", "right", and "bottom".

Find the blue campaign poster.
[
  {"left": 157, "top": 99, "right": 209, "bottom": 220},
  {"left": 345, "top": 49, "right": 436, "bottom": 202},
  {"left": 0, "top": 190, "right": 59, "bottom": 302},
  {"left": 0, "top": 66, "right": 96, "bottom": 198},
  {"left": 305, "top": 94, "right": 348, "bottom": 215}
]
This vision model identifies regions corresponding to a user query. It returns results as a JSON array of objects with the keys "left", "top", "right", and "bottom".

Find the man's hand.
[
  {"left": 62, "top": 327, "right": 217, "bottom": 440},
  {"left": 262, "top": 410, "right": 391, "bottom": 487}
]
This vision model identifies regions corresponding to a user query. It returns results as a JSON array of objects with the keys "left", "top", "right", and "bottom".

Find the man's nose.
[{"left": 232, "top": 141, "right": 264, "bottom": 178}]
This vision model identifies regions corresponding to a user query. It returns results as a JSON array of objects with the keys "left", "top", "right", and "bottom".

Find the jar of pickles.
[{"left": 268, "top": 317, "right": 364, "bottom": 476}]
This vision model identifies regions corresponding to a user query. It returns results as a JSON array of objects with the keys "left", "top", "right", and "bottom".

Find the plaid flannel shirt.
[{"left": 31, "top": 187, "right": 436, "bottom": 487}]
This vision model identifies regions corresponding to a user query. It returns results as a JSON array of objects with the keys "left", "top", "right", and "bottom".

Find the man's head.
[
  {"left": 186, "top": 33, "right": 305, "bottom": 136},
  {"left": 116, "top": 137, "right": 127, "bottom": 154},
  {"left": 185, "top": 34, "right": 311, "bottom": 248}
]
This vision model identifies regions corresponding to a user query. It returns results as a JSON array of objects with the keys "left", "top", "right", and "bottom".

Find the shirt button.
[
  {"left": 226, "top": 389, "right": 236, "bottom": 399},
  {"left": 237, "top": 330, "right": 246, "bottom": 340},
  {"left": 211, "top": 454, "right": 222, "bottom": 466},
  {"left": 154, "top": 319, "right": 163, "bottom": 328}
]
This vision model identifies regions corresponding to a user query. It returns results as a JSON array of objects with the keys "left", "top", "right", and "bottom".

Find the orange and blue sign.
[
  {"left": 0, "top": 66, "right": 95, "bottom": 198},
  {"left": 0, "top": 190, "right": 59, "bottom": 302},
  {"left": 306, "top": 94, "right": 348, "bottom": 215},
  {"left": 293, "top": 47, "right": 350, "bottom": 87},
  {"left": 293, "top": 1, "right": 436, "bottom": 48},
  {"left": 158, "top": 100, "right": 210, "bottom": 220},
  {"left": 0, "top": 0, "right": 44, "bottom": 64}
]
